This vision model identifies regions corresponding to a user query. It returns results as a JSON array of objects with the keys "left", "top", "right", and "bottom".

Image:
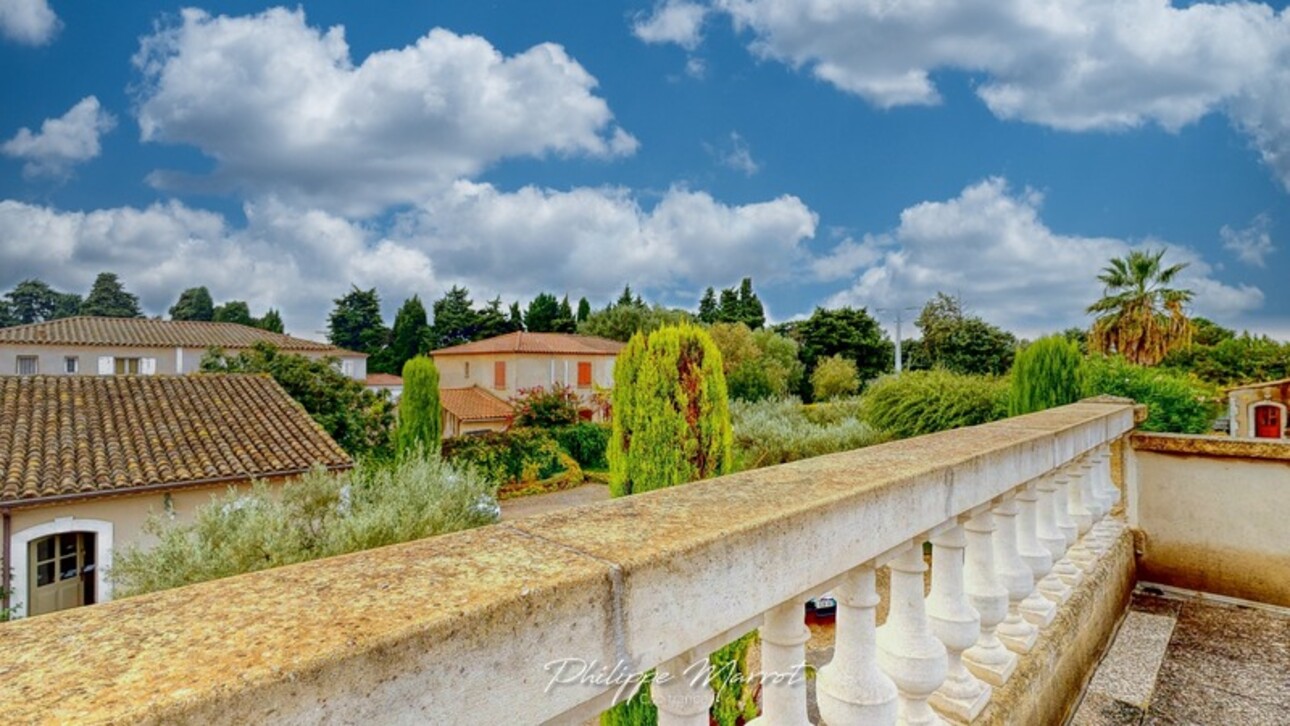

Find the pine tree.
[
  {"left": 616, "top": 285, "right": 636, "bottom": 308},
  {"left": 257, "top": 308, "right": 285, "bottom": 333},
  {"left": 697, "top": 287, "right": 718, "bottom": 324},
  {"left": 576, "top": 297, "right": 592, "bottom": 323},
  {"left": 736, "top": 277, "right": 765, "bottom": 329},
  {"left": 170, "top": 287, "right": 215, "bottom": 321},
  {"left": 716, "top": 287, "right": 741, "bottom": 323},
  {"left": 1009, "top": 335, "right": 1085, "bottom": 415},
  {"left": 81, "top": 273, "right": 142, "bottom": 318},
  {"left": 6, "top": 279, "right": 79, "bottom": 323},
  {"left": 385, "top": 296, "right": 432, "bottom": 374},
  {"left": 554, "top": 295, "right": 578, "bottom": 333},
  {"left": 508, "top": 301, "right": 525, "bottom": 332},
  {"left": 328, "top": 286, "right": 389, "bottom": 356},
  {"left": 476, "top": 297, "right": 515, "bottom": 338},
  {"left": 431, "top": 286, "right": 479, "bottom": 348},
  {"left": 397, "top": 356, "right": 442, "bottom": 459},
  {"left": 524, "top": 292, "right": 564, "bottom": 332}
]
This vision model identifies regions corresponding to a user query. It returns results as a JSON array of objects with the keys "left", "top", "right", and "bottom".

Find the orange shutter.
[
  {"left": 577, "top": 361, "right": 592, "bottom": 387},
  {"left": 494, "top": 361, "right": 506, "bottom": 390}
]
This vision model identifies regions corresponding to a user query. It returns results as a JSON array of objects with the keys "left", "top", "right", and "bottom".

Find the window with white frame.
[
  {"left": 114, "top": 358, "right": 140, "bottom": 375},
  {"left": 64, "top": 356, "right": 79, "bottom": 374},
  {"left": 16, "top": 356, "right": 37, "bottom": 375}
]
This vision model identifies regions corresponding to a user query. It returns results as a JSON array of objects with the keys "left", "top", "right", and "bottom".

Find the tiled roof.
[
  {"left": 0, "top": 316, "right": 360, "bottom": 355},
  {"left": 431, "top": 332, "right": 624, "bottom": 357},
  {"left": 0, "top": 375, "right": 351, "bottom": 504},
  {"left": 440, "top": 386, "right": 514, "bottom": 422},
  {"left": 1226, "top": 377, "right": 1290, "bottom": 392},
  {"left": 366, "top": 374, "right": 403, "bottom": 386}
]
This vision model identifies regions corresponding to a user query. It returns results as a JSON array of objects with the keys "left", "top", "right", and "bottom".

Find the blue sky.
[{"left": 1, "top": 0, "right": 1287, "bottom": 340}]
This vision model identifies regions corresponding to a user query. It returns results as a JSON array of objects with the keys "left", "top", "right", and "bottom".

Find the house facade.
[
  {"left": 365, "top": 373, "right": 404, "bottom": 401},
  {"left": 1227, "top": 377, "right": 1290, "bottom": 439},
  {"left": 430, "top": 332, "right": 623, "bottom": 435},
  {"left": 0, "top": 316, "right": 367, "bottom": 380},
  {"left": 0, "top": 374, "right": 351, "bottom": 619}
]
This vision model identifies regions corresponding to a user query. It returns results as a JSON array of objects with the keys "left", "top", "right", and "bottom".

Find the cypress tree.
[
  {"left": 576, "top": 297, "right": 592, "bottom": 323},
  {"left": 697, "top": 287, "right": 717, "bottom": 324},
  {"left": 397, "top": 356, "right": 441, "bottom": 459},
  {"left": 1009, "top": 335, "right": 1085, "bottom": 415}
]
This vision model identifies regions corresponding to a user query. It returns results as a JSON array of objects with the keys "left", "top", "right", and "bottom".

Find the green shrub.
[
  {"left": 441, "top": 428, "right": 568, "bottom": 485},
  {"left": 811, "top": 354, "right": 861, "bottom": 401},
  {"left": 1009, "top": 335, "right": 1085, "bottom": 415},
  {"left": 731, "top": 396, "right": 886, "bottom": 469},
  {"left": 860, "top": 369, "right": 1010, "bottom": 439},
  {"left": 111, "top": 452, "right": 498, "bottom": 596},
  {"left": 609, "top": 324, "right": 733, "bottom": 497},
  {"left": 397, "top": 356, "right": 440, "bottom": 459},
  {"left": 511, "top": 384, "right": 581, "bottom": 427},
  {"left": 1083, "top": 356, "right": 1219, "bottom": 433},
  {"left": 552, "top": 422, "right": 611, "bottom": 470}
]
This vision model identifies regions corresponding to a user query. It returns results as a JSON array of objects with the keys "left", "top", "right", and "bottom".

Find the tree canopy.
[
  {"left": 783, "top": 306, "right": 892, "bottom": 396},
  {"left": 169, "top": 287, "right": 215, "bottom": 321},
  {"left": 80, "top": 272, "right": 142, "bottom": 318},
  {"left": 328, "top": 286, "right": 390, "bottom": 357},
  {"left": 5, "top": 279, "right": 81, "bottom": 324},
  {"left": 910, "top": 292, "right": 1017, "bottom": 376},
  {"left": 1087, "top": 248, "right": 1193, "bottom": 366}
]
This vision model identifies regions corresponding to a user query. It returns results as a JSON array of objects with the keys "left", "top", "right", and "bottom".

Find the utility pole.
[{"left": 878, "top": 306, "right": 918, "bottom": 374}]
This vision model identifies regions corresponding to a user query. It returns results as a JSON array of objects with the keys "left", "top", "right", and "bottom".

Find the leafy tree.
[
  {"left": 811, "top": 354, "right": 860, "bottom": 401},
  {"left": 511, "top": 385, "right": 581, "bottom": 428},
  {"left": 432, "top": 286, "right": 480, "bottom": 348},
  {"left": 1190, "top": 317, "right": 1236, "bottom": 347},
  {"left": 579, "top": 303, "right": 692, "bottom": 342},
  {"left": 914, "top": 292, "right": 1017, "bottom": 375},
  {"left": 169, "top": 287, "right": 215, "bottom": 321},
  {"left": 788, "top": 306, "right": 893, "bottom": 396},
  {"left": 328, "top": 286, "right": 390, "bottom": 356},
  {"left": 201, "top": 343, "right": 395, "bottom": 457},
  {"left": 383, "top": 296, "right": 432, "bottom": 374},
  {"left": 111, "top": 455, "right": 497, "bottom": 597},
  {"left": 1088, "top": 248, "right": 1193, "bottom": 366},
  {"left": 609, "top": 324, "right": 733, "bottom": 496},
  {"left": 1060, "top": 327, "right": 1089, "bottom": 355},
  {"left": 1084, "top": 356, "right": 1219, "bottom": 433},
  {"left": 476, "top": 297, "right": 519, "bottom": 339},
  {"left": 697, "top": 287, "right": 718, "bottom": 324},
  {"left": 1163, "top": 333, "right": 1290, "bottom": 386},
  {"left": 508, "top": 301, "right": 525, "bottom": 331},
  {"left": 397, "top": 357, "right": 441, "bottom": 459},
  {"left": 0, "top": 300, "right": 15, "bottom": 328},
  {"left": 708, "top": 322, "right": 803, "bottom": 401},
  {"left": 212, "top": 300, "right": 255, "bottom": 326},
  {"left": 576, "top": 297, "right": 592, "bottom": 323},
  {"left": 5, "top": 279, "right": 79, "bottom": 323},
  {"left": 1008, "top": 335, "right": 1085, "bottom": 415},
  {"left": 257, "top": 308, "right": 285, "bottom": 334},
  {"left": 80, "top": 272, "right": 142, "bottom": 318}
]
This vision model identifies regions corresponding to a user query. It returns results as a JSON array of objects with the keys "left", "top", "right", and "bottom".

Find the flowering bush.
[{"left": 510, "top": 384, "right": 581, "bottom": 427}]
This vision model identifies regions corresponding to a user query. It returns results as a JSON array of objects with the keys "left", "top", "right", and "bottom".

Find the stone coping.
[
  {"left": 1131, "top": 431, "right": 1290, "bottom": 461},
  {"left": 0, "top": 401, "right": 1136, "bottom": 724}
]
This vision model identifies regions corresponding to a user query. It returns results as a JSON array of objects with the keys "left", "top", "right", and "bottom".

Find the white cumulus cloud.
[
  {"left": 1221, "top": 214, "right": 1276, "bottom": 268},
  {"left": 633, "top": 0, "right": 709, "bottom": 51},
  {"left": 132, "top": 7, "right": 638, "bottom": 215},
  {"left": 0, "top": 0, "right": 60, "bottom": 45},
  {"left": 822, "top": 178, "right": 1264, "bottom": 336},
  {"left": 2, "top": 96, "right": 116, "bottom": 179},
  {"left": 707, "top": 0, "right": 1290, "bottom": 190}
]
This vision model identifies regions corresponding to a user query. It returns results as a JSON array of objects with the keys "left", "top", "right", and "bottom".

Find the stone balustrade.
[{"left": 0, "top": 401, "right": 1137, "bottom": 725}]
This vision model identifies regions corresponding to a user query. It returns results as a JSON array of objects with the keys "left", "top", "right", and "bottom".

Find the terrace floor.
[{"left": 1071, "top": 587, "right": 1290, "bottom": 725}]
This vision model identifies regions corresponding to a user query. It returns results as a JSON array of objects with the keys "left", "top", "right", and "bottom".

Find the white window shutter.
[
  {"left": 141, "top": 357, "right": 157, "bottom": 375},
  {"left": 341, "top": 359, "right": 354, "bottom": 377},
  {"left": 97, "top": 356, "right": 114, "bottom": 375}
]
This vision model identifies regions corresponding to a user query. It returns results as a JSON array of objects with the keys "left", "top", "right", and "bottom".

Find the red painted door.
[{"left": 1254, "top": 405, "right": 1282, "bottom": 438}]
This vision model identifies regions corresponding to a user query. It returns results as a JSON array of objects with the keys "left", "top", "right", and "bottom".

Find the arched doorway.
[
  {"left": 9, "top": 517, "right": 113, "bottom": 619},
  {"left": 1252, "top": 403, "right": 1285, "bottom": 439}
]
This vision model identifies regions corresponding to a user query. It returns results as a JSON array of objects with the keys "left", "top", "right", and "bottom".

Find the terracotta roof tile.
[
  {"left": 431, "top": 332, "right": 623, "bottom": 357},
  {"left": 365, "top": 374, "right": 403, "bottom": 386},
  {"left": 0, "top": 316, "right": 359, "bottom": 355},
  {"left": 0, "top": 375, "right": 351, "bottom": 504},
  {"left": 440, "top": 386, "right": 514, "bottom": 422}
]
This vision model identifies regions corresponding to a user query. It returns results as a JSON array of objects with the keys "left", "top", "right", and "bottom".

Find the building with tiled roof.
[
  {"left": 431, "top": 332, "right": 621, "bottom": 433},
  {"left": 365, "top": 373, "right": 404, "bottom": 402},
  {"left": 0, "top": 316, "right": 367, "bottom": 380},
  {"left": 440, "top": 386, "right": 515, "bottom": 437},
  {"left": 0, "top": 374, "right": 351, "bottom": 619}
]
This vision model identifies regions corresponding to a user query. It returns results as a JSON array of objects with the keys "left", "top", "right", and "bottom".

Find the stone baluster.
[
  {"left": 654, "top": 651, "right": 714, "bottom": 726},
  {"left": 818, "top": 565, "right": 898, "bottom": 725},
  {"left": 1016, "top": 481, "right": 1070, "bottom": 607},
  {"left": 962, "top": 508, "right": 1017, "bottom": 687},
  {"left": 1051, "top": 466, "right": 1080, "bottom": 548},
  {"left": 927, "top": 523, "right": 992, "bottom": 722},
  {"left": 990, "top": 495, "right": 1039, "bottom": 653},
  {"left": 751, "top": 598, "right": 812, "bottom": 726},
  {"left": 877, "top": 542, "right": 949, "bottom": 725},
  {"left": 1039, "top": 474, "right": 1083, "bottom": 588},
  {"left": 1067, "top": 458, "right": 1095, "bottom": 536},
  {"left": 1089, "top": 445, "right": 1123, "bottom": 543},
  {"left": 1079, "top": 454, "right": 1106, "bottom": 522}
]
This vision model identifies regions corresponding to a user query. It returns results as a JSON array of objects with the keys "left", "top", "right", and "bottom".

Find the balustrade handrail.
[{"left": 0, "top": 401, "right": 1136, "bottom": 725}]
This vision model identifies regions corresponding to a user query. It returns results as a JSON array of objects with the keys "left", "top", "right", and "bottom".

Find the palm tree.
[{"left": 1087, "top": 249, "right": 1194, "bottom": 366}]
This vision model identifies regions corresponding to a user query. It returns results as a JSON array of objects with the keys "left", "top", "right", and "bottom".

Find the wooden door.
[
  {"left": 29, "top": 532, "right": 94, "bottom": 616},
  {"left": 1254, "top": 405, "right": 1282, "bottom": 438}
]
